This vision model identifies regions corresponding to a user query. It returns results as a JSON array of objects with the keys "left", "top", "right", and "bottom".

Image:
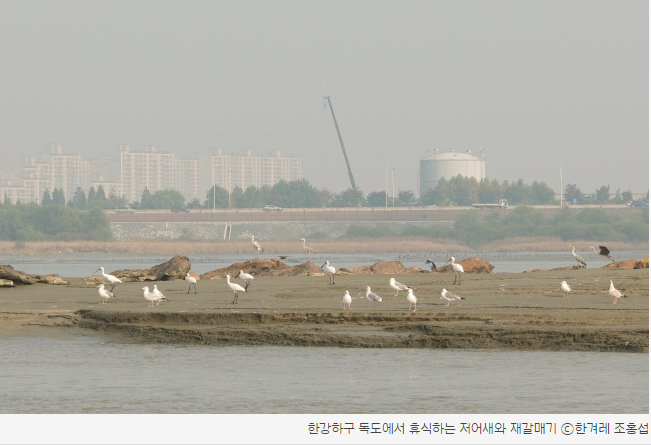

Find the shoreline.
[{"left": 1, "top": 267, "right": 647, "bottom": 352}]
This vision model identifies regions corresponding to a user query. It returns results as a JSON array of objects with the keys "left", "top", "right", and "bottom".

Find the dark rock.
[{"left": 109, "top": 255, "right": 191, "bottom": 282}]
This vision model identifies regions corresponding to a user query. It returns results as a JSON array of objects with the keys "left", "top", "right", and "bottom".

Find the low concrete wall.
[{"left": 110, "top": 221, "right": 453, "bottom": 241}]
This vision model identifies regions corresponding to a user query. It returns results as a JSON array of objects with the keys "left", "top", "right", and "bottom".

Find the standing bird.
[
  {"left": 560, "top": 281, "right": 572, "bottom": 298},
  {"left": 251, "top": 235, "right": 264, "bottom": 257},
  {"left": 440, "top": 288, "right": 464, "bottom": 307},
  {"left": 236, "top": 270, "right": 254, "bottom": 290},
  {"left": 226, "top": 274, "right": 246, "bottom": 304},
  {"left": 425, "top": 259, "right": 437, "bottom": 271},
  {"left": 97, "top": 284, "right": 114, "bottom": 304},
  {"left": 94, "top": 267, "right": 122, "bottom": 292},
  {"left": 570, "top": 245, "right": 587, "bottom": 268},
  {"left": 300, "top": 238, "right": 317, "bottom": 261},
  {"left": 609, "top": 280, "right": 627, "bottom": 304},
  {"left": 406, "top": 288, "right": 418, "bottom": 311},
  {"left": 185, "top": 272, "right": 197, "bottom": 294},
  {"left": 321, "top": 261, "right": 336, "bottom": 284},
  {"left": 389, "top": 277, "right": 409, "bottom": 296},
  {"left": 365, "top": 286, "right": 384, "bottom": 306},
  {"left": 142, "top": 286, "right": 157, "bottom": 307},
  {"left": 444, "top": 257, "right": 464, "bottom": 285},
  {"left": 342, "top": 290, "right": 352, "bottom": 311},
  {"left": 152, "top": 285, "right": 168, "bottom": 302},
  {"left": 590, "top": 245, "right": 614, "bottom": 263}
]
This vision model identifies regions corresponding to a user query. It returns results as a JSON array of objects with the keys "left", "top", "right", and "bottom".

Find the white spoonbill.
[
  {"left": 609, "top": 280, "right": 626, "bottom": 304},
  {"left": 185, "top": 273, "right": 197, "bottom": 294},
  {"left": 389, "top": 277, "right": 409, "bottom": 296},
  {"left": 440, "top": 288, "right": 464, "bottom": 307},
  {"left": 365, "top": 286, "right": 383, "bottom": 306},
  {"left": 321, "top": 261, "right": 336, "bottom": 285},
  {"left": 590, "top": 245, "right": 614, "bottom": 263},
  {"left": 342, "top": 290, "right": 352, "bottom": 311},
  {"left": 97, "top": 284, "right": 114, "bottom": 304},
  {"left": 444, "top": 257, "right": 464, "bottom": 285},
  {"left": 251, "top": 235, "right": 264, "bottom": 257},
  {"left": 226, "top": 274, "right": 246, "bottom": 304},
  {"left": 300, "top": 238, "right": 317, "bottom": 260},
  {"left": 94, "top": 267, "right": 122, "bottom": 291},
  {"left": 406, "top": 288, "right": 418, "bottom": 311},
  {"left": 560, "top": 281, "right": 572, "bottom": 298},
  {"left": 570, "top": 245, "right": 587, "bottom": 268},
  {"left": 236, "top": 270, "right": 254, "bottom": 289}
]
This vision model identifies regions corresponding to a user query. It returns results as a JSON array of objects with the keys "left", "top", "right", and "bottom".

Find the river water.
[
  {"left": 0, "top": 335, "right": 647, "bottom": 414},
  {"left": 3, "top": 250, "right": 649, "bottom": 277}
]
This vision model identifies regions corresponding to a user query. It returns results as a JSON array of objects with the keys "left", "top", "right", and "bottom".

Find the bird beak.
[
  {"left": 444, "top": 259, "right": 451, "bottom": 265},
  {"left": 321, "top": 263, "right": 326, "bottom": 268}
]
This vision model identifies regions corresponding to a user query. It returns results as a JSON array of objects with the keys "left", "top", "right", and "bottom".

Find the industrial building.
[{"left": 419, "top": 150, "right": 486, "bottom": 197}]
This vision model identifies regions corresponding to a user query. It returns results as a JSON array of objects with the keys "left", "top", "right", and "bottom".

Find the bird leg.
[{"left": 231, "top": 293, "right": 238, "bottom": 304}]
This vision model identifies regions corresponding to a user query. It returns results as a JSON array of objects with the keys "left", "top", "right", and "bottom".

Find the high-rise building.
[
  {"left": 210, "top": 149, "right": 301, "bottom": 191},
  {"left": 174, "top": 158, "right": 200, "bottom": 201},
  {"left": 119, "top": 146, "right": 175, "bottom": 203}
]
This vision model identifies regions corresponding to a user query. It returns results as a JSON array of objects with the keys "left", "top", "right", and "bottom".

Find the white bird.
[
  {"left": 444, "top": 257, "right": 464, "bottom": 285},
  {"left": 365, "top": 286, "right": 383, "bottom": 306},
  {"left": 142, "top": 286, "right": 157, "bottom": 307},
  {"left": 609, "top": 280, "right": 626, "bottom": 304},
  {"left": 152, "top": 285, "right": 168, "bottom": 302},
  {"left": 590, "top": 245, "right": 614, "bottom": 263},
  {"left": 251, "top": 235, "right": 264, "bottom": 257},
  {"left": 97, "top": 283, "right": 113, "bottom": 304},
  {"left": 185, "top": 272, "right": 197, "bottom": 294},
  {"left": 321, "top": 261, "right": 336, "bottom": 285},
  {"left": 236, "top": 270, "right": 254, "bottom": 289},
  {"left": 226, "top": 274, "right": 246, "bottom": 304},
  {"left": 440, "top": 288, "right": 464, "bottom": 307},
  {"left": 94, "top": 266, "right": 122, "bottom": 291},
  {"left": 300, "top": 238, "right": 317, "bottom": 260},
  {"left": 342, "top": 290, "right": 352, "bottom": 311},
  {"left": 389, "top": 277, "right": 409, "bottom": 296},
  {"left": 570, "top": 245, "right": 587, "bottom": 268},
  {"left": 406, "top": 288, "right": 418, "bottom": 311},
  {"left": 561, "top": 281, "right": 572, "bottom": 298}
]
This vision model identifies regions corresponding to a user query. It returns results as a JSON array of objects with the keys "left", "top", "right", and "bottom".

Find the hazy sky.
[{"left": 1, "top": 0, "right": 648, "bottom": 195}]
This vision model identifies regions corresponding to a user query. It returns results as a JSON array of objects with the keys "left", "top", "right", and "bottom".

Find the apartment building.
[
  {"left": 119, "top": 146, "right": 175, "bottom": 203},
  {"left": 211, "top": 149, "right": 301, "bottom": 191}
]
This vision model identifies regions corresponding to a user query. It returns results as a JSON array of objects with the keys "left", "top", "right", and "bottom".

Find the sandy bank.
[{"left": 0, "top": 267, "right": 647, "bottom": 352}]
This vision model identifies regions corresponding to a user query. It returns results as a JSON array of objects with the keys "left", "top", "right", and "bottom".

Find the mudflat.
[{"left": 0, "top": 267, "right": 647, "bottom": 352}]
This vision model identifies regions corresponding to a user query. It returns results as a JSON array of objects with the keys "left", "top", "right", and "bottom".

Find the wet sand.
[{"left": 0, "top": 267, "right": 647, "bottom": 352}]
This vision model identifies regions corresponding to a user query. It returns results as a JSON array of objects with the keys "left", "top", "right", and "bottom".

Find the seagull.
[
  {"left": 406, "top": 288, "right": 418, "bottom": 311},
  {"left": 142, "top": 286, "right": 157, "bottom": 307},
  {"left": 185, "top": 272, "right": 197, "bottom": 294},
  {"left": 300, "top": 238, "right": 317, "bottom": 261},
  {"left": 342, "top": 290, "right": 352, "bottom": 311},
  {"left": 425, "top": 259, "right": 437, "bottom": 271},
  {"left": 251, "top": 235, "right": 264, "bottom": 257},
  {"left": 94, "top": 266, "right": 122, "bottom": 291},
  {"left": 236, "top": 270, "right": 254, "bottom": 290},
  {"left": 321, "top": 261, "right": 336, "bottom": 285},
  {"left": 609, "top": 280, "right": 627, "bottom": 304},
  {"left": 389, "top": 277, "right": 409, "bottom": 296},
  {"left": 152, "top": 285, "right": 168, "bottom": 302},
  {"left": 226, "top": 274, "right": 246, "bottom": 304},
  {"left": 444, "top": 257, "right": 464, "bottom": 284},
  {"left": 97, "top": 284, "right": 113, "bottom": 304},
  {"left": 561, "top": 281, "right": 572, "bottom": 298},
  {"left": 440, "top": 288, "right": 464, "bottom": 306},
  {"left": 365, "top": 286, "right": 383, "bottom": 306},
  {"left": 590, "top": 245, "right": 614, "bottom": 263},
  {"left": 570, "top": 245, "right": 587, "bottom": 268}
]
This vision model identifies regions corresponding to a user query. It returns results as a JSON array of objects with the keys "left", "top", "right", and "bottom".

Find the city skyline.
[{"left": 0, "top": 1, "right": 647, "bottom": 197}]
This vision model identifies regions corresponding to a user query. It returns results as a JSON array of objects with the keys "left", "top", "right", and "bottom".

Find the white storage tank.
[{"left": 419, "top": 150, "right": 485, "bottom": 197}]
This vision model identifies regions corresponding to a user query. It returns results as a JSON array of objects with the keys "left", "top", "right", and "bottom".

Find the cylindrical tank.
[{"left": 419, "top": 151, "right": 485, "bottom": 197}]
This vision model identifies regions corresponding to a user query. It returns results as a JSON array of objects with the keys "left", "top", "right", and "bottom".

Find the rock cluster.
[
  {"left": 0, "top": 264, "right": 68, "bottom": 285},
  {"left": 433, "top": 257, "right": 495, "bottom": 274},
  {"left": 108, "top": 255, "right": 191, "bottom": 282}
]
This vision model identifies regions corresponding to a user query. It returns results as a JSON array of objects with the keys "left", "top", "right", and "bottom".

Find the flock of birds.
[{"left": 93, "top": 240, "right": 630, "bottom": 309}]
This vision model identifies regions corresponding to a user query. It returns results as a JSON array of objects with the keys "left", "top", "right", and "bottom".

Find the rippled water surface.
[{"left": 0, "top": 336, "right": 647, "bottom": 414}]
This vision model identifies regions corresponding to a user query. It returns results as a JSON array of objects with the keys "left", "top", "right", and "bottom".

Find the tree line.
[{"left": 2, "top": 177, "right": 646, "bottom": 210}]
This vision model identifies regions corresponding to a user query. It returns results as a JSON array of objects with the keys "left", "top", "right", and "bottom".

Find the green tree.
[
  {"left": 477, "top": 178, "right": 503, "bottom": 204},
  {"left": 96, "top": 185, "right": 106, "bottom": 201},
  {"left": 205, "top": 185, "right": 229, "bottom": 209},
  {"left": 366, "top": 191, "right": 387, "bottom": 207},
  {"left": 71, "top": 187, "right": 87, "bottom": 209},
  {"left": 140, "top": 188, "right": 152, "bottom": 209},
  {"left": 530, "top": 181, "right": 556, "bottom": 204},
  {"left": 148, "top": 189, "right": 185, "bottom": 209},
  {"left": 87, "top": 186, "right": 97, "bottom": 206},
  {"left": 397, "top": 190, "right": 416, "bottom": 206},
  {"left": 564, "top": 184, "right": 584, "bottom": 204},
  {"left": 230, "top": 186, "right": 244, "bottom": 208},
  {"left": 504, "top": 179, "right": 531, "bottom": 204},
  {"left": 622, "top": 190, "right": 633, "bottom": 202},
  {"left": 41, "top": 189, "right": 53, "bottom": 205},
  {"left": 52, "top": 188, "right": 65, "bottom": 206},
  {"left": 332, "top": 188, "right": 365, "bottom": 207}
]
